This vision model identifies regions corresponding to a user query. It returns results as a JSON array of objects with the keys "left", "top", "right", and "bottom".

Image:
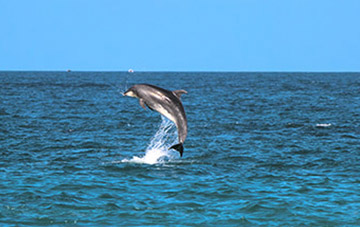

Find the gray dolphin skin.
[{"left": 124, "top": 84, "right": 188, "bottom": 157}]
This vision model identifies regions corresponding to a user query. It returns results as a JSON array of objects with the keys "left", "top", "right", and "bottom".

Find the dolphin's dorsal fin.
[
  {"left": 139, "top": 99, "right": 146, "bottom": 110},
  {"left": 173, "top": 90, "right": 187, "bottom": 99}
]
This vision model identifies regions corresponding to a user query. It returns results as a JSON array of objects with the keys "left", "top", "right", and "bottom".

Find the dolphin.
[{"left": 123, "top": 84, "right": 188, "bottom": 157}]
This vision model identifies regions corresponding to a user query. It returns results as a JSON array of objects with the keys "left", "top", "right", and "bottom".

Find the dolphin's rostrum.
[{"left": 124, "top": 84, "right": 188, "bottom": 157}]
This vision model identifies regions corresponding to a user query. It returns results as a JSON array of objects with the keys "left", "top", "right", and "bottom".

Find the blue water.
[{"left": 1, "top": 71, "right": 360, "bottom": 226}]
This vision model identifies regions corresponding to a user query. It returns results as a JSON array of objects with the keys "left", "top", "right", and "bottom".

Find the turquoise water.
[{"left": 1, "top": 71, "right": 360, "bottom": 226}]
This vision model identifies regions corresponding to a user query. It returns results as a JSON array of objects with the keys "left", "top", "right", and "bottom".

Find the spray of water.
[{"left": 121, "top": 116, "right": 178, "bottom": 164}]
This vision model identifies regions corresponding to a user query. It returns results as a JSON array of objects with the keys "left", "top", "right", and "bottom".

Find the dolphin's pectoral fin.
[
  {"left": 139, "top": 99, "right": 146, "bottom": 110},
  {"left": 169, "top": 143, "right": 184, "bottom": 157},
  {"left": 173, "top": 90, "right": 187, "bottom": 99}
]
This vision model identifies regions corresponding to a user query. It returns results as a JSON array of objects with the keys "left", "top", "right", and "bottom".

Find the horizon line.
[{"left": 1, "top": 70, "right": 360, "bottom": 73}]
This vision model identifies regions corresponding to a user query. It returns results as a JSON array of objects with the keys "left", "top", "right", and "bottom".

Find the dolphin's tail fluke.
[{"left": 169, "top": 143, "right": 184, "bottom": 157}]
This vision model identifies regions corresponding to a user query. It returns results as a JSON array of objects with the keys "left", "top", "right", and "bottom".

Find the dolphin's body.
[{"left": 124, "top": 84, "right": 188, "bottom": 157}]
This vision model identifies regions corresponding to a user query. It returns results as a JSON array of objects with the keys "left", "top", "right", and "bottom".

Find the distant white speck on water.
[
  {"left": 128, "top": 69, "right": 134, "bottom": 73},
  {"left": 316, "top": 123, "right": 332, "bottom": 128}
]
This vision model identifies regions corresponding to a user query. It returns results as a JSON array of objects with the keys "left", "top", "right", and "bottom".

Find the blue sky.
[{"left": 1, "top": 0, "right": 359, "bottom": 71}]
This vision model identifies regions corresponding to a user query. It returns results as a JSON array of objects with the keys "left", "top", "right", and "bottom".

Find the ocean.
[{"left": 1, "top": 71, "right": 359, "bottom": 226}]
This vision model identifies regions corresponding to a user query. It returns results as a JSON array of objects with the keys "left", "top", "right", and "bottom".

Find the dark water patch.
[
  {"left": 0, "top": 108, "right": 9, "bottom": 115},
  {"left": 341, "top": 134, "right": 358, "bottom": 139}
]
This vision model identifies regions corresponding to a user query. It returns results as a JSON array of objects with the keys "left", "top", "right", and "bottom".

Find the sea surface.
[{"left": 1, "top": 71, "right": 360, "bottom": 226}]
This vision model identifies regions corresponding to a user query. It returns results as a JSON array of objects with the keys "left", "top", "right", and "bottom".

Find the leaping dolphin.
[{"left": 124, "top": 84, "right": 188, "bottom": 157}]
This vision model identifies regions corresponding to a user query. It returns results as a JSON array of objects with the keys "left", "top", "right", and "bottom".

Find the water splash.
[{"left": 121, "top": 116, "right": 178, "bottom": 164}]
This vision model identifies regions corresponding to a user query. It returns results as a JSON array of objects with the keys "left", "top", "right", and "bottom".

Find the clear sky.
[{"left": 1, "top": 0, "right": 359, "bottom": 71}]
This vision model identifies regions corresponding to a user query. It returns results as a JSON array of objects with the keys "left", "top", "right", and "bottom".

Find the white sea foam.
[{"left": 121, "top": 116, "right": 178, "bottom": 164}]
